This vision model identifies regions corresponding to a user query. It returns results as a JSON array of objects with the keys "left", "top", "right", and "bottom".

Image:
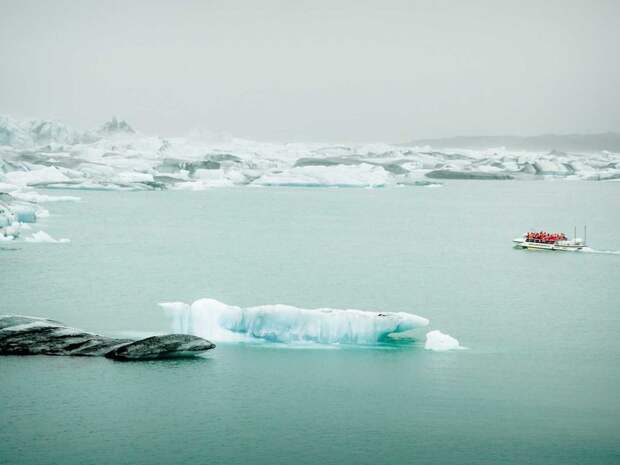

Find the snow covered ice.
[{"left": 160, "top": 298, "right": 430, "bottom": 345}]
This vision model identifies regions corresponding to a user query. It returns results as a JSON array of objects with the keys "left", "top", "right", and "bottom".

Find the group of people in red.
[{"left": 526, "top": 231, "right": 567, "bottom": 243}]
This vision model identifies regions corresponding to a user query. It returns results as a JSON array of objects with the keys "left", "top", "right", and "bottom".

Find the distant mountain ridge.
[{"left": 407, "top": 132, "right": 620, "bottom": 152}]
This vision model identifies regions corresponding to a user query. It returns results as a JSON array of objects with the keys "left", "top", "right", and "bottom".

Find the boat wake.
[
  {"left": 580, "top": 247, "right": 620, "bottom": 255},
  {"left": 160, "top": 298, "right": 430, "bottom": 346}
]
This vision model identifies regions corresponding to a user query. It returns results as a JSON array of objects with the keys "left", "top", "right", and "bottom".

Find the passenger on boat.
[{"left": 525, "top": 231, "right": 567, "bottom": 243}]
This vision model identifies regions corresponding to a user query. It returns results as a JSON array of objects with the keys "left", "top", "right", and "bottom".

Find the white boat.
[{"left": 513, "top": 227, "right": 587, "bottom": 251}]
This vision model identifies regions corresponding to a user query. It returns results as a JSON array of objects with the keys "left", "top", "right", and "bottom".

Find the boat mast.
[{"left": 584, "top": 225, "right": 587, "bottom": 245}]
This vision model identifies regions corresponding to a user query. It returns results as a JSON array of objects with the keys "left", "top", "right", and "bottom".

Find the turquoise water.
[{"left": 2, "top": 181, "right": 620, "bottom": 465}]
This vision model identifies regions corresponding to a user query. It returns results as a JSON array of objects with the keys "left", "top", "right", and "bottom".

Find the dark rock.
[
  {"left": 0, "top": 315, "right": 215, "bottom": 360},
  {"left": 105, "top": 334, "right": 216, "bottom": 360}
]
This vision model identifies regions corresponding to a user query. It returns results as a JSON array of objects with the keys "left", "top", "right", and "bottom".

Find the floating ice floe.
[
  {"left": 3, "top": 166, "right": 72, "bottom": 187},
  {"left": 160, "top": 298, "right": 429, "bottom": 345},
  {"left": 424, "top": 330, "right": 464, "bottom": 351},
  {"left": 8, "top": 204, "right": 37, "bottom": 223},
  {"left": 24, "top": 231, "right": 70, "bottom": 243},
  {"left": 10, "top": 191, "right": 80, "bottom": 203}
]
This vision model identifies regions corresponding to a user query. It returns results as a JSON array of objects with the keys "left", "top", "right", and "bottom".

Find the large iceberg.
[{"left": 160, "top": 298, "right": 429, "bottom": 345}]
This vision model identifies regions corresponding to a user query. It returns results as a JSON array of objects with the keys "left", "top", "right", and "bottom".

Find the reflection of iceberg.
[{"left": 160, "top": 298, "right": 429, "bottom": 345}]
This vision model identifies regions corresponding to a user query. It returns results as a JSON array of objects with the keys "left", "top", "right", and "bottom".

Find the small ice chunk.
[
  {"left": 24, "top": 231, "right": 70, "bottom": 243},
  {"left": 424, "top": 330, "right": 463, "bottom": 351},
  {"left": 10, "top": 205, "right": 37, "bottom": 223}
]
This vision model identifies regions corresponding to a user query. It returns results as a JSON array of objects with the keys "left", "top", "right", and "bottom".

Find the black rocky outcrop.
[{"left": 0, "top": 315, "right": 215, "bottom": 360}]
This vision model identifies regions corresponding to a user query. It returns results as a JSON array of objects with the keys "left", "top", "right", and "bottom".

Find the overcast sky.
[{"left": 1, "top": 0, "right": 619, "bottom": 142}]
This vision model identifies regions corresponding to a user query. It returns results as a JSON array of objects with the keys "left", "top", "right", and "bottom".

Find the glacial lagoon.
[{"left": 2, "top": 181, "right": 619, "bottom": 465}]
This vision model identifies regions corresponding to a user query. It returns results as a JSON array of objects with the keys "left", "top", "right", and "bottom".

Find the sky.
[{"left": 1, "top": 0, "right": 619, "bottom": 142}]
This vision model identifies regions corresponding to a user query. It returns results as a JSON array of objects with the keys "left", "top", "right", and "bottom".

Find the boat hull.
[{"left": 512, "top": 239, "right": 585, "bottom": 251}]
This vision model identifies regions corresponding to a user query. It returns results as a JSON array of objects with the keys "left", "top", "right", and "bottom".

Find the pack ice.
[{"left": 2, "top": 115, "right": 619, "bottom": 194}]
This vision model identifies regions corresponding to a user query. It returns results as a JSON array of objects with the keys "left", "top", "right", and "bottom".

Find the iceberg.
[
  {"left": 0, "top": 116, "right": 84, "bottom": 147},
  {"left": 254, "top": 164, "right": 391, "bottom": 188},
  {"left": 160, "top": 298, "right": 429, "bottom": 345},
  {"left": 0, "top": 200, "right": 20, "bottom": 239},
  {"left": 9, "top": 204, "right": 37, "bottom": 223},
  {"left": 3, "top": 166, "right": 71, "bottom": 187},
  {"left": 98, "top": 117, "right": 135, "bottom": 136},
  {"left": 1, "top": 222, "right": 22, "bottom": 239},
  {"left": 112, "top": 171, "right": 154, "bottom": 184}
]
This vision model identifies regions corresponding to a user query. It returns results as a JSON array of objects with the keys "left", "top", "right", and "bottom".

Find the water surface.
[{"left": 2, "top": 181, "right": 619, "bottom": 465}]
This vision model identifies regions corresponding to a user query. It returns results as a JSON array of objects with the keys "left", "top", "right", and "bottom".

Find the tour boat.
[{"left": 513, "top": 227, "right": 587, "bottom": 251}]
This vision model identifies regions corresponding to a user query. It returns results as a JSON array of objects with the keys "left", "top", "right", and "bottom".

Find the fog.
[{"left": 1, "top": 0, "right": 618, "bottom": 142}]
